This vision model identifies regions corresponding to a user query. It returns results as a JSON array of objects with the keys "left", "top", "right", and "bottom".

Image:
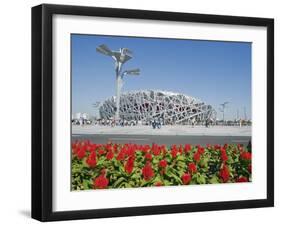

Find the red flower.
[
  {"left": 193, "top": 151, "right": 201, "bottom": 162},
  {"left": 106, "top": 151, "right": 114, "bottom": 160},
  {"left": 214, "top": 144, "right": 221, "bottom": 150},
  {"left": 188, "top": 162, "right": 197, "bottom": 174},
  {"left": 145, "top": 152, "right": 152, "bottom": 160},
  {"left": 159, "top": 159, "right": 168, "bottom": 168},
  {"left": 125, "top": 156, "right": 135, "bottom": 174},
  {"left": 98, "top": 149, "right": 106, "bottom": 155},
  {"left": 220, "top": 148, "right": 228, "bottom": 162},
  {"left": 72, "top": 143, "right": 78, "bottom": 154},
  {"left": 86, "top": 157, "right": 97, "bottom": 168},
  {"left": 126, "top": 145, "right": 135, "bottom": 157},
  {"left": 236, "top": 177, "right": 248, "bottom": 183},
  {"left": 72, "top": 142, "right": 77, "bottom": 149},
  {"left": 152, "top": 144, "right": 161, "bottom": 156},
  {"left": 171, "top": 147, "right": 178, "bottom": 158},
  {"left": 86, "top": 151, "right": 97, "bottom": 168},
  {"left": 198, "top": 146, "right": 205, "bottom": 155},
  {"left": 240, "top": 151, "right": 251, "bottom": 161},
  {"left": 106, "top": 144, "right": 113, "bottom": 151},
  {"left": 93, "top": 175, "right": 109, "bottom": 189},
  {"left": 221, "top": 152, "right": 228, "bottom": 162},
  {"left": 89, "top": 144, "right": 97, "bottom": 152},
  {"left": 116, "top": 149, "right": 126, "bottom": 161},
  {"left": 142, "top": 162, "right": 154, "bottom": 181},
  {"left": 155, "top": 181, "right": 163, "bottom": 186},
  {"left": 219, "top": 164, "right": 230, "bottom": 183},
  {"left": 85, "top": 145, "right": 92, "bottom": 152},
  {"left": 179, "top": 145, "right": 183, "bottom": 154},
  {"left": 184, "top": 144, "right": 191, "bottom": 152},
  {"left": 113, "top": 144, "right": 119, "bottom": 153},
  {"left": 182, "top": 172, "right": 191, "bottom": 185},
  {"left": 89, "top": 151, "right": 96, "bottom": 159},
  {"left": 76, "top": 148, "right": 86, "bottom": 159}
]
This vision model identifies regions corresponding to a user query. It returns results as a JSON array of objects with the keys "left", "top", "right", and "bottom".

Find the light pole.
[
  {"left": 92, "top": 101, "right": 101, "bottom": 119},
  {"left": 243, "top": 106, "right": 247, "bottom": 121},
  {"left": 219, "top": 101, "right": 229, "bottom": 125},
  {"left": 96, "top": 44, "right": 140, "bottom": 121}
]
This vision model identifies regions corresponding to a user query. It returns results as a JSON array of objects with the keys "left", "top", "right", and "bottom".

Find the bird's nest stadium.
[{"left": 99, "top": 90, "right": 216, "bottom": 125}]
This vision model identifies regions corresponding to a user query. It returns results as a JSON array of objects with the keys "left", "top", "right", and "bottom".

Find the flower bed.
[{"left": 71, "top": 141, "right": 251, "bottom": 190}]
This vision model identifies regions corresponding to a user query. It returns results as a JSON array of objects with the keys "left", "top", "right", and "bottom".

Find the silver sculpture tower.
[{"left": 96, "top": 44, "right": 140, "bottom": 121}]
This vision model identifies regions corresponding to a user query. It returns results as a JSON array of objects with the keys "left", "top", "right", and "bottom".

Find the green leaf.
[
  {"left": 209, "top": 175, "right": 220, "bottom": 184},
  {"left": 196, "top": 174, "right": 206, "bottom": 184},
  {"left": 176, "top": 155, "right": 185, "bottom": 161},
  {"left": 163, "top": 180, "right": 173, "bottom": 186},
  {"left": 176, "top": 161, "right": 186, "bottom": 168},
  {"left": 112, "top": 177, "right": 126, "bottom": 188},
  {"left": 82, "top": 179, "right": 92, "bottom": 190},
  {"left": 151, "top": 175, "right": 162, "bottom": 183}
]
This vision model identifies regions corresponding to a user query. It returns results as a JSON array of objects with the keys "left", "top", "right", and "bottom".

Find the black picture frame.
[{"left": 32, "top": 3, "right": 274, "bottom": 222}]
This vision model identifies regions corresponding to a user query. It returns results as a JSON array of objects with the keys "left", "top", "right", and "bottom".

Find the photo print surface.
[{"left": 71, "top": 34, "right": 252, "bottom": 191}]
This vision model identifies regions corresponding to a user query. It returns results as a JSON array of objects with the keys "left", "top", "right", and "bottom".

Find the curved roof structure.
[{"left": 99, "top": 90, "right": 216, "bottom": 124}]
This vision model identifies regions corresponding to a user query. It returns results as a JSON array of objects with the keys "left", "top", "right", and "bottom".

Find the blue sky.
[{"left": 72, "top": 34, "right": 251, "bottom": 120}]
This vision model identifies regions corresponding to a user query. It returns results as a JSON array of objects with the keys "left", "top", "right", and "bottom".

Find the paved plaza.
[
  {"left": 72, "top": 125, "right": 251, "bottom": 136},
  {"left": 72, "top": 125, "right": 251, "bottom": 145}
]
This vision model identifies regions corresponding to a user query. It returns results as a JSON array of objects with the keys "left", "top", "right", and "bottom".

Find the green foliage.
[{"left": 71, "top": 142, "right": 252, "bottom": 190}]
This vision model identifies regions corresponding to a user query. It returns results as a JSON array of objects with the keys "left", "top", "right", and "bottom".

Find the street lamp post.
[
  {"left": 96, "top": 44, "right": 140, "bottom": 121},
  {"left": 219, "top": 101, "right": 229, "bottom": 125}
]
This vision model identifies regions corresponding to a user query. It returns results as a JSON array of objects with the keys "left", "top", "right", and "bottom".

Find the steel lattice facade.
[{"left": 99, "top": 90, "right": 216, "bottom": 124}]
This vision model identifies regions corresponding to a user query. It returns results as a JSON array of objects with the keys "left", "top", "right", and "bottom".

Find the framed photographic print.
[{"left": 32, "top": 4, "right": 274, "bottom": 221}]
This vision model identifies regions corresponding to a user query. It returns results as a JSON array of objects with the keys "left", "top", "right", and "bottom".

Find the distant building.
[{"left": 72, "top": 112, "right": 90, "bottom": 120}]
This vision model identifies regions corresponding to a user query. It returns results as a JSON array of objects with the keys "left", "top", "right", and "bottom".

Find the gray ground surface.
[
  {"left": 72, "top": 134, "right": 251, "bottom": 146},
  {"left": 72, "top": 125, "right": 251, "bottom": 146},
  {"left": 72, "top": 125, "right": 251, "bottom": 136}
]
